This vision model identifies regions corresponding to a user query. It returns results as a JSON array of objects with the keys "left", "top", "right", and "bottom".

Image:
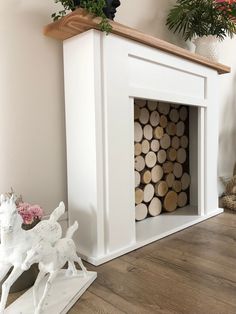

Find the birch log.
[
  {"left": 173, "top": 180, "right": 182, "bottom": 193},
  {"left": 135, "top": 188, "right": 144, "bottom": 205},
  {"left": 151, "top": 139, "right": 160, "bottom": 152},
  {"left": 160, "top": 115, "right": 168, "bottom": 128},
  {"left": 166, "top": 122, "right": 176, "bottom": 136},
  {"left": 165, "top": 173, "right": 175, "bottom": 188},
  {"left": 167, "top": 148, "right": 177, "bottom": 161},
  {"left": 179, "top": 106, "right": 188, "bottom": 121},
  {"left": 147, "top": 100, "right": 158, "bottom": 111},
  {"left": 157, "top": 150, "right": 167, "bottom": 164},
  {"left": 171, "top": 136, "right": 180, "bottom": 150},
  {"left": 177, "top": 192, "right": 188, "bottom": 207},
  {"left": 135, "top": 156, "right": 145, "bottom": 172},
  {"left": 173, "top": 162, "right": 183, "bottom": 178},
  {"left": 134, "top": 143, "right": 142, "bottom": 156},
  {"left": 155, "top": 181, "right": 168, "bottom": 197},
  {"left": 180, "top": 136, "right": 188, "bottom": 149},
  {"left": 176, "top": 121, "right": 185, "bottom": 137},
  {"left": 141, "top": 170, "right": 152, "bottom": 184},
  {"left": 169, "top": 109, "right": 179, "bottom": 123},
  {"left": 134, "top": 122, "right": 143, "bottom": 143},
  {"left": 145, "top": 151, "right": 157, "bottom": 168},
  {"left": 134, "top": 104, "right": 141, "bottom": 120},
  {"left": 148, "top": 197, "right": 162, "bottom": 217},
  {"left": 135, "top": 203, "right": 148, "bottom": 221},
  {"left": 163, "top": 161, "right": 174, "bottom": 174},
  {"left": 177, "top": 148, "right": 187, "bottom": 164},
  {"left": 139, "top": 108, "right": 150, "bottom": 125},
  {"left": 160, "top": 134, "right": 171, "bottom": 149},
  {"left": 143, "top": 124, "right": 153, "bottom": 140},
  {"left": 135, "top": 171, "right": 141, "bottom": 188},
  {"left": 154, "top": 126, "right": 164, "bottom": 139},
  {"left": 164, "top": 191, "right": 178, "bottom": 212},
  {"left": 144, "top": 184, "right": 155, "bottom": 203},
  {"left": 151, "top": 165, "right": 163, "bottom": 183},
  {"left": 142, "top": 139, "right": 150, "bottom": 154},
  {"left": 135, "top": 99, "right": 146, "bottom": 108},
  {"left": 171, "top": 104, "right": 180, "bottom": 109},
  {"left": 150, "top": 111, "right": 160, "bottom": 127},
  {"left": 181, "top": 173, "right": 191, "bottom": 190},
  {"left": 158, "top": 102, "right": 170, "bottom": 115}
]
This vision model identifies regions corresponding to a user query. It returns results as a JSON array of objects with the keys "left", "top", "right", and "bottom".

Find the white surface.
[
  {"left": 81, "top": 208, "right": 223, "bottom": 266},
  {"left": 64, "top": 31, "right": 106, "bottom": 259},
  {"left": 5, "top": 270, "right": 97, "bottom": 314},
  {"left": 65, "top": 30, "right": 222, "bottom": 265},
  {"left": 135, "top": 207, "right": 223, "bottom": 246}
]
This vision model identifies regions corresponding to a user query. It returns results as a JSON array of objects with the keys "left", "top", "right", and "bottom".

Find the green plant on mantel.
[
  {"left": 166, "top": 0, "right": 236, "bottom": 41},
  {"left": 52, "top": 0, "right": 112, "bottom": 34}
]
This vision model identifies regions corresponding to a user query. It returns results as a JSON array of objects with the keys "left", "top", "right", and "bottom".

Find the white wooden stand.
[
  {"left": 5, "top": 270, "right": 97, "bottom": 314},
  {"left": 44, "top": 11, "right": 229, "bottom": 266}
]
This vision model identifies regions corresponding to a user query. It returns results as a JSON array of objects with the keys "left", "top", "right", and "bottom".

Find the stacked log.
[{"left": 134, "top": 99, "right": 190, "bottom": 221}]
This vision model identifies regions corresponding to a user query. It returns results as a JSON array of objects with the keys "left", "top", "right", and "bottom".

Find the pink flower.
[
  {"left": 17, "top": 202, "right": 44, "bottom": 225},
  {"left": 17, "top": 202, "right": 30, "bottom": 213},
  {"left": 29, "top": 205, "right": 43, "bottom": 219},
  {"left": 20, "top": 211, "right": 34, "bottom": 225}
]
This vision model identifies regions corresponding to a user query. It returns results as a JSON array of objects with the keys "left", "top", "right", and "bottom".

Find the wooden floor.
[{"left": 8, "top": 210, "right": 236, "bottom": 313}]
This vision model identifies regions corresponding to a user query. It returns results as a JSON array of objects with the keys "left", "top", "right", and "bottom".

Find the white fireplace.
[{"left": 45, "top": 10, "right": 230, "bottom": 265}]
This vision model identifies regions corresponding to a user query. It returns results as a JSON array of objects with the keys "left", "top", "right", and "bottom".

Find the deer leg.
[
  {"left": 74, "top": 255, "right": 88, "bottom": 276},
  {"left": 66, "top": 261, "right": 77, "bottom": 277},
  {"left": 0, "top": 263, "right": 11, "bottom": 283},
  {"left": 0, "top": 266, "right": 23, "bottom": 313},
  {"left": 33, "top": 270, "right": 47, "bottom": 308},
  {"left": 35, "top": 271, "right": 58, "bottom": 314}
]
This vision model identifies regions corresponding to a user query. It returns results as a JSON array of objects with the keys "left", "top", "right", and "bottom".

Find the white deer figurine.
[
  {"left": 0, "top": 194, "right": 65, "bottom": 314},
  {"left": 22, "top": 221, "right": 87, "bottom": 314}
]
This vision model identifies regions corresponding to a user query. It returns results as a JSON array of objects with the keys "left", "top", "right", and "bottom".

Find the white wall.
[
  {"left": 0, "top": 0, "right": 66, "bottom": 213},
  {"left": 0, "top": 0, "right": 235, "bottom": 213}
]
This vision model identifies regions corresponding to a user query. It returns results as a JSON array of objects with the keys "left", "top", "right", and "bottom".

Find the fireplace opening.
[{"left": 134, "top": 98, "right": 197, "bottom": 222}]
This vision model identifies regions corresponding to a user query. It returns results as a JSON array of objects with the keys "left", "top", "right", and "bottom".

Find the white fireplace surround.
[{"left": 63, "top": 29, "right": 223, "bottom": 265}]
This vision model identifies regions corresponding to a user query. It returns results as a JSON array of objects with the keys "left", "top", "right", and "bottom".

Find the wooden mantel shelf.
[{"left": 44, "top": 8, "right": 230, "bottom": 75}]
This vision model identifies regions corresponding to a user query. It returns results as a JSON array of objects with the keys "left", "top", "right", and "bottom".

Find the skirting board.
[
  {"left": 5, "top": 270, "right": 97, "bottom": 314},
  {"left": 80, "top": 208, "right": 223, "bottom": 266}
]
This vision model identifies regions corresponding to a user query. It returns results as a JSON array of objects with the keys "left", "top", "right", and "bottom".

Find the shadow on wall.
[{"left": 218, "top": 73, "right": 236, "bottom": 194}]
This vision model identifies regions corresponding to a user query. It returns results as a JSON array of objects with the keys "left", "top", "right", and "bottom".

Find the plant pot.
[
  {"left": 193, "top": 35, "right": 220, "bottom": 62},
  {"left": 73, "top": 0, "right": 121, "bottom": 20},
  {"left": 0, "top": 264, "right": 38, "bottom": 293}
]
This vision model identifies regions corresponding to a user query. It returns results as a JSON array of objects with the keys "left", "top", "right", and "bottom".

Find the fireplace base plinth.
[{"left": 79, "top": 207, "right": 223, "bottom": 266}]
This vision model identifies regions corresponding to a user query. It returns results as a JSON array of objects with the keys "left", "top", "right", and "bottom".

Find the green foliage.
[
  {"left": 80, "top": 0, "right": 112, "bottom": 33},
  {"left": 52, "top": 0, "right": 112, "bottom": 34},
  {"left": 166, "top": 0, "right": 236, "bottom": 41}
]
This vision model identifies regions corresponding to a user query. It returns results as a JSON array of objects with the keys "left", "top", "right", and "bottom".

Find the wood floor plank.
[
  {"left": 93, "top": 259, "right": 183, "bottom": 314},
  {"left": 122, "top": 247, "right": 236, "bottom": 309},
  {"left": 97, "top": 258, "right": 236, "bottom": 314},
  {"left": 68, "top": 290, "right": 124, "bottom": 314},
  {"left": 5, "top": 212, "right": 236, "bottom": 314}
]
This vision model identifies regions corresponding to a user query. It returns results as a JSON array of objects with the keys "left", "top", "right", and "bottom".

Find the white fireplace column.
[{"left": 45, "top": 11, "right": 230, "bottom": 265}]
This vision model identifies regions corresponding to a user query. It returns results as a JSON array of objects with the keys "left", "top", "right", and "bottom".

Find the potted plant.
[
  {"left": 52, "top": 0, "right": 121, "bottom": 33},
  {"left": 166, "top": 0, "right": 236, "bottom": 61}
]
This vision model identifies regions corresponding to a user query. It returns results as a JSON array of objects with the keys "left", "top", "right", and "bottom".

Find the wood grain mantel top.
[{"left": 44, "top": 8, "right": 230, "bottom": 75}]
